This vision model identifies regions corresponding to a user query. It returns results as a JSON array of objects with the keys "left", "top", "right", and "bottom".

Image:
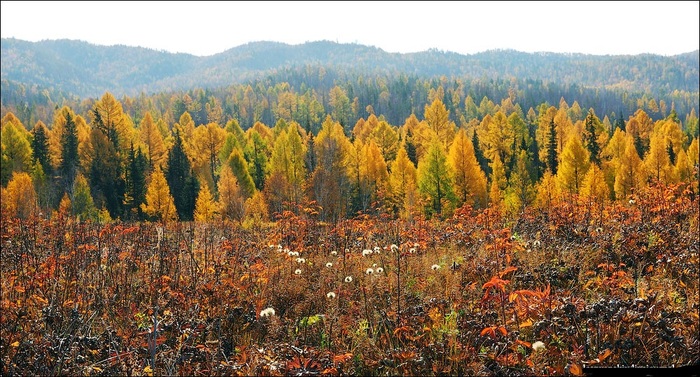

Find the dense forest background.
[{"left": 1, "top": 38, "right": 698, "bottom": 224}]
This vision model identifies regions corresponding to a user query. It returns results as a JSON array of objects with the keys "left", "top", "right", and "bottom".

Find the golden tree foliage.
[
  {"left": 139, "top": 112, "right": 167, "bottom": 168},
  {"left": 614, "top": 136, "right": 644, "bottom": 200},
  {"left": 2, "top": 171, "right": 37, "bottom": 218},
  {"left": 644, "top": 131, "right": 673, "bottom": 183},
  {"left": 194, "top": 183, "right": 218, "bottom": 222},
  {"left": 389, "top": 144, "right": 418, "bottom": 218},
  {"left": 360, "top": 139, "right": 389, "bottom": 208},
  {"left": 141, "top": 167, "right": 178, "bottom": 222},
  {"left": 580, "top": 163, "right": 609, "bottom": 206},
  {"left": 424, "top": 99, "right": 456, "bottom": 149},
  {"left": 557, "top": 134, "right": 590, "bottom": 195},
  {"left": 448, "top": 128, "right": 487, "bottom": 208},
  {"left": 243, "top": 191, "right": 270, "bottom": 229},
  {"left": 218, "top": 165, "right": 245, "bottom": 222},
  {"left": 535, "top": 170, "right": 560, "bottom": 211}
]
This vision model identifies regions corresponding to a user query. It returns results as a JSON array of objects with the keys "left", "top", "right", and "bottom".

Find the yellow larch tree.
[
  {"left": 448, "top": 128, "right": 487, "bottom": 209},
  {"left": 557, "top": 134, "right": 590, "bottom": 195},
  {"left": 614, "top": 136, "right": 644, "bottom": 200},
  {"left": 2, "top": 172, "right": 37, "bottom": 219},
  {"left": 139, "top": 112, "right": 167, "bottom": 169},
  {"left": 389, "top": 144, "right": 419, "bottom": 218},
  {"left": 141, "top": 167, "right": 177, "bottom": 222},
  {"left": 194, "top": 183, "right": 218, "bottom": 222}
]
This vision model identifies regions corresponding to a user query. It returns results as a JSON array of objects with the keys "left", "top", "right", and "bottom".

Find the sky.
[{"left": 1, "top": 1, "right": 698, "bottom": 57}]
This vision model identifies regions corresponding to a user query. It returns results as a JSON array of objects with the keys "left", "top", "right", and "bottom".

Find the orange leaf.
[
  {"left": 569, "top": 363, "right": 583, "bottom": 376},
  {"left": 598, "top": 348, "right": 612, "bottom": 361}
]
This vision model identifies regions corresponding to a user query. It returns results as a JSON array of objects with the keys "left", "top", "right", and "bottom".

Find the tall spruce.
[
  {"left": 31, "top": 121, "right": 52, "bottom": 176},
  {"left": 166, "top": 130, "right": 199, "bottom": 221},
  {"left": 472, "top": 130, "right": 490, "bottom": 177},
  {"left": 125, "top": 143, "right": 148, "bottom": 219},
  {"left": 584, "top": 110, "right": 601, "bottom": 166},
  {"left": 546, "top": 118, "right": 558, "bottom": 174},
  {"left": 59, "top": 110, "right": 79, "bottom": 194}
]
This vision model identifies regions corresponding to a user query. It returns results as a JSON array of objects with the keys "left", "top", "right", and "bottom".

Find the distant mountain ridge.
[{"left": 2, "top": 38, "right": 698, "bottom": 98}]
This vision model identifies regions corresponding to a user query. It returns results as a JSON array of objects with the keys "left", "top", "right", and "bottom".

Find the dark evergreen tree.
[
  {"left": 125, "top": 143, "right": 148, "bottom": 220},
  {"left": 305, "top": 133, "right": 317, "bottom": 178},
  {"left": 166, "top": 130, "right": 199, "bottom": 221},
  {"left": 245, "top": 131, "right": 268, "bottom": 191},
  {"left": 546, "top": 118, "right": 558, "bottom": 174},
  {"left": 585, "top": 111, "right": 601, "bottom": 166},
  {"left": 30, "top": 122, "right": 51, "bottom": 176},
  {"left": 404, "top": 128, "right": 418, "bottom": 167},
  {"left": 89, "top": 127, "right": 125, "bottom": 219},
  {"left": 59, "top": 110, "right": 79, "bottom": 195},
  {"left": 667, "top": 141, "right": 676, "bottom": 166},
  {"left": 472, "top": 130, "right": 490, "bottom": 177},
  {"left": 615, "top": 111, "right": 626, "bottom": 132},
  {"left": 634, "top": 133, "right": 647, "bottom": 159},
  {"left": 527, "top": 121, "right": 542, "bottom": 182}
]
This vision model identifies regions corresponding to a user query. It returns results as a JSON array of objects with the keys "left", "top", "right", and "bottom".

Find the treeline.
[
  {"left": 3, "top": 68, "right": 699, "bottom": 140},
  {"left": 2, "top": 91, "right": 699, "bottom": 224}
]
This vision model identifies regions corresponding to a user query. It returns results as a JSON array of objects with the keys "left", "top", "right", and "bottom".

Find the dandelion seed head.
[
  {"left": 294, "top": 269, "right": 302, "bottom": 275},
  {"left": 431, "top": 264, "right": 441, "bottom": 271},
  {"left": 326, "top": 262, "right": 333, "bottom": 268},
  {"left": 345, "top": 276, "right": 353, "bottom": 283},
  {"left": 373, "top": 246, "right": 380, "bottom": 253},
  {"left": 296, "top": 257, "right": 306, "bottom": 264},
  {"left": 532, "top": 341, "right": 546, "bottom": 351},
  {"left": 629, "top": 199, "right": 635, "bottom": 205},
  {"left": 376, "top": 267, "right": 384, "bottom": 273},
  {"left": 533, "top": 240, "right": 541, "bottom": 247},
  {"left": 260, "top": 307, "right": 276, "bottom": 317},
  {"left": 326, "top": 291, "right": 336, "bottom": 299},
  {"left": 366, "top": 268, "right": 374, "bottom": 275},
  {"left": 409, "top": 248, "right": 416, "bottom": 254},
  {"left": 330, "top": 250, "right": 338, "bottom": 256},
  {"left": 362, "top": 249, "right": 372, "bottom": 257}
]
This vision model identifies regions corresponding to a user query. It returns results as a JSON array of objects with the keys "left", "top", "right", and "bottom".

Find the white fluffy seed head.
[
  {"left": 431, "top": 264, "right": 441, "bottom": 271},
  {"left": 366, "top": 268, "right": 374, "bottom": 275},
  {"left": 345, "top": 276, "right": 353, "bottom": 283},
  {"left": 294, "top": 269, "right": 302, "bottom": 275},
  {"left": 326, "top": 291, "right": 336, "bottom": 299}
]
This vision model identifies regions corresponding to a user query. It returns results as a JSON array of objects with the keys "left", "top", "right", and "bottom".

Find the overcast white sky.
[{"left": 2, "top": 1, "right": 698, "bottom": 57}]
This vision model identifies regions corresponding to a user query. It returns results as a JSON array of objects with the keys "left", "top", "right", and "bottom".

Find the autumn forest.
[{"left": 1, "top": 40, "right": 698, "bottom": 376}]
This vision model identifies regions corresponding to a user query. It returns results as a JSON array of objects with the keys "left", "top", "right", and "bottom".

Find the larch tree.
[
  {"left": 141, "top": 167, "right": 177, "bottom": 222},
  {"left": 2, "top": 172, "right": 37, "bottom": 219},
  {"left": 1, "top": 116, "right": 32, "bottom": 187},
  {"left": 217, "top": 165, "right": 245, "bottom": 223},
  {"left": 614, "top": 136, "right": 644, "bottom": 200},
  {"left": 580, "top": 163, "right": 609, "bottom": 217},
  {"left": 369, "top": 120, "right": 399, "bottom": 163},
  {"left": 267, "top": 126, "right": 307, "bottom": 209},
  {"left": 417, "top": 138, "right": 455, "bottom": 217},
  {"left": 227, "top": 147, "right": 256, "bottom": 200},
  {"left": 448, "top": 128, "right": 487, "bottom": 209},
  {"left": 244, "top": 128, "right": 269, "bottom": 191},
  {"left": 424, "top": 99, "right": 456, "bottom": 150},
  {"left": 139, "top": 112, "right": 167, "bottom": 169},
  {"left": 557, "top": 134, "right": 590, "bottom": 195},
  {"left": 360, "top": 140, "right": 389, "bottom": 212},
  {"left": 72, "top": 173, "right": 98, "bottom": 221},
  {"left": 389, "top": 144, "right": 418, "bottom": 218},
  {"left": 194, "top": 183, "right": 218, "bottom": 222},
  {"left": 644, "top": 131, "right": 673, "bottom": 184},
  {"left": 311, "top": 116, "right": 353, "bottom": 221}
]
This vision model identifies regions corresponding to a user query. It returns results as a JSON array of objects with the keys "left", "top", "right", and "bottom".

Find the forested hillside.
[
  {"left": 2, "top": 38, "right": 698, "bottom": 97},
  {"left": 2, "top": 39, "right": 699, "bottom": 376}
]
